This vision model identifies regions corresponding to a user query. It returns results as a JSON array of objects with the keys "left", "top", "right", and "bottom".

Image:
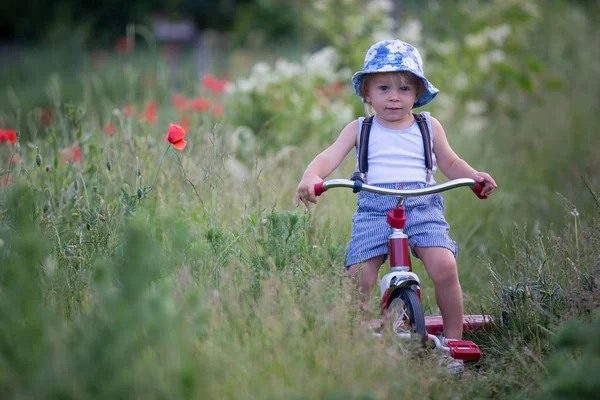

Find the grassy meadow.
[{"left": 1, "top": 1, "right": 599, "bottom": 399}]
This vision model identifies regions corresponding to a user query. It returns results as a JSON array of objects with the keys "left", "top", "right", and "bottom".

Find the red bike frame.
[{"left": 314, "top": 178, "right": 493, "bottom": 360}]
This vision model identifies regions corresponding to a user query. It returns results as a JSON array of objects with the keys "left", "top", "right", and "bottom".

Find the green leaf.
[
  {"left": 543, "top": 78, "right": 565, "bottom": 90},
  {"left": 524, "top": 56, "right": 545, "bottom": 74}
]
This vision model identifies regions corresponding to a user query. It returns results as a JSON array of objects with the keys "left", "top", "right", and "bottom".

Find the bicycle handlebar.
[{"left": 314, "top": 178, "right": 487, "bottom": 199}]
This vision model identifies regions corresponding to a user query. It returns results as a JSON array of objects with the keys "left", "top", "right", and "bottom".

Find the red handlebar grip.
[
  {"left": 314, "top": 182, "right": 326, "bottom": 197},
  {"left": 471, "top": 181, "right": 488, "bottom": 199}
]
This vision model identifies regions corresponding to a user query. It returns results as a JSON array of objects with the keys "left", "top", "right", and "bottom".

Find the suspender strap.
[
  {"left": 351, "top": 116, "right": 374, "bottom": 185},
  {"left": 413, "top": 113, "right": 433, "bottom": 184}
]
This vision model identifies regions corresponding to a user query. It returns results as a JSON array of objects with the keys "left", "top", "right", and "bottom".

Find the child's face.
[{"left": 364, "top": 72, "right": 420, "bottom": 127}]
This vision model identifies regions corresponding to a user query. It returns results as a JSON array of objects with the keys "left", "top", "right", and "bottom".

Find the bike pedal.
[{"left": 446, "top": 340, "right": 482, "bottom": 361}]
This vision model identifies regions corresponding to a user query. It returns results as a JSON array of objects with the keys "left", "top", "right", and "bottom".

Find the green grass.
[{"left": 1, "top": 5, "right": 599, "bottom": 398}]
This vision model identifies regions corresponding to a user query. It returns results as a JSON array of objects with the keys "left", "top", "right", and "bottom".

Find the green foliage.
[
  {"left": 538, "top": 312, "right": 600, "bottom": 399},
  {"left": 0, "top": 188, "right": 209, "bottom": 397}
]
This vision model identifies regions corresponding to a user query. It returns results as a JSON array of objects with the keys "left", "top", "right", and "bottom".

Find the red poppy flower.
[
  {"left": 211, "top": 103, "right": 224, "bottom": 117},
  {"left": 211, "top": 79, "right": 228, "bottom": 94},
  {"left": 115, "top": 37, "right": 134, "bottom": 55},
  {"left": 201, "top": 74, "right": 228, "bottom": 95},
  {"left": 1, "top": 176, "right": 8, "bottom": 186},
  {"left": 104, "top": 122, "right": 116, "bottom": 135},
  {"left": 146, "top": 100, "right": 159, "bottom": 112},
  {"left": 123, "top": 105, "right": 136, "bottom": 117},
  {"left": 0, "top": 129, "right": 17, "bottom": 144},
  {"left": 179, "top": 115, "right": 190, "bottom": 132},
  {"left": 60, "top": 145, "right": 82, "bottom": 164},
  {"left": 164, "top": 123, "right": 187, "bottom": 150},
  {"left": 189, "top": 97, "right": 210, "bottom": 112},
  {"left": 9, "top": 154, "right": 21, "bottom": 164},
  {"left": 140, "top": 101, "right": 158, "bottom": 124},
  {"left": 91, "top": 50, "right": 109, "bottom": 68},
  {"left": 142, "top": 110, "right": 157, "bottom": 124},
  {"left": 171, "top": 94, "right": 187, "bottom": 111},
  {"left": 40, "top": 108, "right": 54, "bottom": 127},
  {"left": 201, "top": 74, "right": 217, "bottom": 90},
  {"left": 329, "top": 82, "right": 346, "bottom": 96},
  {"left": 72, "top": 146, "right": 82, "bottom": 163}
]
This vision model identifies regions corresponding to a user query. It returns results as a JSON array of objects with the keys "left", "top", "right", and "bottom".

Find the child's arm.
[
  {"left": 295, "top": 119, "right": 359, "bottom": 208},
  {"left": 431, "top": 117, "right": 498, "bottom": 196}
]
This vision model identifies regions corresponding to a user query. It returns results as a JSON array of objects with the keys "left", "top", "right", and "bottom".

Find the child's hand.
[
  {"left": 296, "top": 174, "right": 323, "bottom": 208},
  {"left": 472, "top": 171, "right": 498, "bottom": 196}
]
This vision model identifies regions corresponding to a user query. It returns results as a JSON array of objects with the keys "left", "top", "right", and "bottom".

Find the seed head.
[
  {"left": 43, "top": 200, "right": 51, "bottom": 214},
  {"left": 35, "top": 148, "right": 42, "bottom": 167},
  {"left": 106, "top": 160, "right": 112, "bottom": 171}
]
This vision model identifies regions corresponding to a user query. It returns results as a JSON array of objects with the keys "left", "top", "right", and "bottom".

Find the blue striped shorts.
[{"left": 345, "top": 182, "right": 457, "bottom": 268}]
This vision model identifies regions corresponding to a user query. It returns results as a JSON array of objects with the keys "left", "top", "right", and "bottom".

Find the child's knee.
[
  {"left": 431, "top": 263, "right": 459, "bottom": 287},
  {"left": 420, "top": 251, "right": 459, "bottom": 286}
]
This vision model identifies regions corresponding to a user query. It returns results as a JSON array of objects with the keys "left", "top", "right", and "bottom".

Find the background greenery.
[{"left": 1, "top": 0, "right": 599, "bottom": 398}]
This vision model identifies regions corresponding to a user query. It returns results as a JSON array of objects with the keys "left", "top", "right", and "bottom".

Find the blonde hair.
[{"left": 358, "top": 71, "right": 424, "bottom": 102}]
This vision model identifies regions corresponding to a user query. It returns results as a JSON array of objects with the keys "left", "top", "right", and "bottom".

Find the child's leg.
[
  {"left": 347, "top": 255, "right": 385, "bottom": 302},
  {"left": 414, "top": 246, "right": 463, "bottom": 340}
]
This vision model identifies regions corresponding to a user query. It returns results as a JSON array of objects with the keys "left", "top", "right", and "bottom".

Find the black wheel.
[{"left": 386, "top": 287, "right": 427, "bottom": 345}]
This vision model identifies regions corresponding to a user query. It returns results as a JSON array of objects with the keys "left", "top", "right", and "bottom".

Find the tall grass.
[{"left": 1, "top": 3, "right": 599, "bottom": 399}]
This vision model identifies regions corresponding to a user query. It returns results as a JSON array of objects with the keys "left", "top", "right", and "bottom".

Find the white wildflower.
[
  {"left": 225, "top": 157, "right": 250, "bottom": 181},
  {"left": 338, "top": 67, "right": 352, "bottom": 80},
  {"left": 478, "top": 55, "right": 491, "bottom": 72},
  {"left": 465, "top": 100, "right": 487, "bottom": 116},
  {"left": 522, "top": 2, "right": 541, "bottom": 18},
  {"left": 274, "top": 59, "right": 302, "bottom": 80},
  {"left": 305, "top": 47, "right": 340, "bottom": 82},
  {"left": 434, "top": 93, "right": 456, "bottom": 122},
  {"left": 488, "top": 49, "right": 506, "bottom": 63},
  {"left": 309, "top": 105, "right": 325, "bottom": 122},
  {"left": 487, "top": 24, "right": 511, "bottom": 46},
  {"left": 236, "top": 78, "right": 255, "bottom": 93},
  {"left": 372, "top": 30, "right": 394, "bottom": 44},
  {"left": 372, "top": 0, "right": 393, "bottom": 13},
  {"left": 334, "top": 104, "right": 355, "bottom": 126},
  {"left": 399, "top": 19, "right": 422, "bottom": 44},
  {"left": 463, "top": 116, "right": 488, "bottom": 136},
  {"left": 465, "top": 32, "right": 487, "bottom": 49},
  {"left": 251, "top": 62, "right": 271, "bottom": 78},
  {"left": 430, "top": 40, "right": 455, "bottom": 57},
  {"left": 453, "top": 73, "right": 469, "bottom": 91},
  {"left": 290, "top": 92, "right": 302, "bottom": 106},
  {"left": 315, "top": 0, "right": 327, "bottom": 12}
]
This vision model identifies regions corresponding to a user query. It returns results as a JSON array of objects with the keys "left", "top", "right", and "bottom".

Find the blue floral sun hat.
[{"left": 352, "top": 40, "right": 439, "bottom": 108}]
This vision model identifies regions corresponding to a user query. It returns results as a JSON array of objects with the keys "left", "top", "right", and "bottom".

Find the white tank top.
[{"left": 355, "top": 112, "right": 437, "bottom": 185}]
